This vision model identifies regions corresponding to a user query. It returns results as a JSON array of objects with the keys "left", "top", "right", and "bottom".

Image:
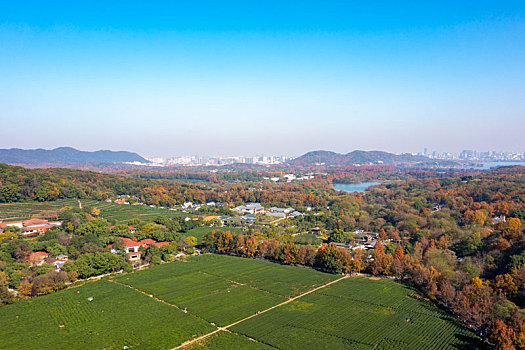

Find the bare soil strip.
[{"left": 170, "top": 274, "right": 349, "bottom": 349}]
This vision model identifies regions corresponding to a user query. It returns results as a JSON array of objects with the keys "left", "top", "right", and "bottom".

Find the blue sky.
[{"left": 0, "top": 1, "right": 524, "bottom": 157}]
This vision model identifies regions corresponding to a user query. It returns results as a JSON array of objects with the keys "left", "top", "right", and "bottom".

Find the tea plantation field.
[
  {"left": 186, "top": 331, "right": 274, "bottom": 350},
  {"left": 0, "top": 254, "right": 481, "bottom": 349},
  {"left": 0, "top": 199, "right": 80, "bottom": 220},
  {"left": 231, "top": 277, "right": 483, "bottom": 349},
  {"left": 112, "top": 254, "right": 338, "bottom": 325},
  {"left": 0, "top": 198, "right": 187, "bottom": 222},
  {"left": 0, "top": 280, "right": 214, "bottom": 350}
]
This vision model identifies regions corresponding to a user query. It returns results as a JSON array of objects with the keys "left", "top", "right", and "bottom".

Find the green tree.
[
  {"left": 0, "top": 183, "right": 20, "bottom": 203},
  {"left": 76, "top": 219, "right": 110, "bottom": 237}
]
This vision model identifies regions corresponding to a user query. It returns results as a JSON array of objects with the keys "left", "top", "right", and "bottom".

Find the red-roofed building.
[
  {"left": 108, "top": 237, "right": 170, "bottom": 262},
  {"left": 28, "top": 251, "right": 49, "bottom": 266},
  {"left": 44, "top": 255, "right": 73, "bottom": 271},
  {"left": 126, "top": 251, "right": 142, "bottom": 261},
  {"left": 0, "top": 220, "right": 24, "bottom": 229},
  {"left": 140, "top": 238, "right": 156, "bottom": 245},
  {"left": 0, "top": 219, "right": 62, "bottom": 236},
  {"left": 108, "top": 237, "right": 142, "bottom": 253}
]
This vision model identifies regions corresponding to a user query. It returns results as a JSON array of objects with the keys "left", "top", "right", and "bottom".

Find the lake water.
[
  {"left": 333, "top": 182, "right": 381, "bottom": 193},
  {"left": 455, "top": 161, "right": 525, "bottom": 170}
]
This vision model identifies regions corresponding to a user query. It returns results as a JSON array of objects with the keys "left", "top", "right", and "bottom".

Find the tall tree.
[
  {"left": 235, "top": 234, "right": 246, "bottom": 255},
  {"left": 216, "top": 231, "right": 233, "bottom": 253},
  {"left": 245, "top": 235, "right": 258, "bottom": 257}
]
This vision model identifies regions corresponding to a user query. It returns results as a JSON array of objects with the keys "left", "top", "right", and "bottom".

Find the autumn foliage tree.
[
  {"left": 216, "top": 231, "right": 233, "bottom": 253},
  {"left": 371, "top": 239, "right": 392, "bottom": 275},
  {"left": 235, "top": 234, "right": 246, "bottom": 255},
  {"left": 488, "top": 320, "right": 516, "bottom": 350},
  {"left": 315, "top": 243, "right": 352, "bottom": 274},
  {"left": 281, "top": 244, "right": 299, "bottom": 265},
  {"left": 505, "top": 218, "right": 522, "bottom": 240},
  {"left": 245, "top": 235, "right": 258, "bottom": 257},
  {"left": 391, "top": 244, "right": 405, "bottom": 277}
]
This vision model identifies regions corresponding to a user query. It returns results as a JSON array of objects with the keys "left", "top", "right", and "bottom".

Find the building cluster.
[
  {"left": 332, "top": 231, "right": 384, "bottom": 251},
  {"left": 213, "top": 203, "right": 304, "bottom": 224},
  {"left": 0, "top": 219, "right": 63, "bottom": 236},
  {"left": 262, "top": 174, "right": 315, "bottom": 183},
  {"left": 421, "top": 149, "right": 525, "bottom": 161},
  {"left": 139, "top": 155, "right": 295, "bottom": 167},
  {"left": 231, "top": 203, "right": 302, "bottom": 218},
  {"left": 181, "top": 201, "right": 217, "bottom": 211},
  {"left": 27, "top": 252, "right": 72, "bottom": 270}
]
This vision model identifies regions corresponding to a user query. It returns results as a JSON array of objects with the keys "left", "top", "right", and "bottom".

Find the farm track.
[
  {"left": 107, "top": 279, "right": 212, "bottom": 325},
  {"left": 199, "top": 271, "right": 286, "bottom": 299},
  {"left": 108, "top": 273, "right": 348, "bottom": 349},
  {"left": 171, "top": 274, "right": 349, "bottom": 349}
]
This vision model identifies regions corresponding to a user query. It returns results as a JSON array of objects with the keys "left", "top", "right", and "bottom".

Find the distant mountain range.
[
  {"left": 0, "top": 147, "right": 149, "bottom": 166},
  {"left": 288, "top": 150, "right": 439, "bottom": 166}
]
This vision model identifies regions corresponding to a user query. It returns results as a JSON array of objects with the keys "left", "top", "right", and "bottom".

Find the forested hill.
[
  {"left": 0, "top": 147, "right": 149, "bottom": 166},
  {"left": 288, "top": 150, "right": 440, "bottom": 166},
  {"left": 0, "top": 163, "right": 329, "bottom": 207}
]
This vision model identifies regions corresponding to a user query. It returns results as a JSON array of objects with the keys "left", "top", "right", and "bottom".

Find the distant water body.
[
  {"left": 474, "top": 161, "right": 525, "bottom": 170},
  {"left": 454, "top": 161, "right": 525, "bottom": 170},
  {"left": 333, "top": 182, "right": 381, "bottom": 193}
]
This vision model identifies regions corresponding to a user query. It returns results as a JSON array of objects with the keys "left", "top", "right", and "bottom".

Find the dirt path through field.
[
  {"left": 107, "top": 279, "right": 211, "bottom": 324},
  {"left": 171, "top": 274, "right": 349, "bottom": 349}
]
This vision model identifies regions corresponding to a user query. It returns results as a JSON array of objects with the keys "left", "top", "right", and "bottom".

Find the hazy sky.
[{"left": 1, "top": 1, "right": 524, "bottom": 157}]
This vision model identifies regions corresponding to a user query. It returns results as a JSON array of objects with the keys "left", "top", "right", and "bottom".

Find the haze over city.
[{"left": 1, "top": 1, "right": 524, "bottom": 157}]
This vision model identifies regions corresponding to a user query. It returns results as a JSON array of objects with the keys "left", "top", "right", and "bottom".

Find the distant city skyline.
[
  {"left": 1, "top": 1, "right": 524, "bottom": 157},
  {"left": 1, "top": 145, "right": 525, "bottom": 160}
]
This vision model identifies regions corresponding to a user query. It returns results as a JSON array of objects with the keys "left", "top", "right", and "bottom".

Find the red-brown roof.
[
  {"left": 30, "top": 251, "right": 49, "bottom": 257},
  {"left": 115, "top": 237, "right": 142, "bottom": 247},
  {"left": 0, "top": 221, "right": 24, "bottom": 228},
  {"left": 108, "top": 237, "right": 170, "bottom": 250},
  {"left": 21, "top": 224, "right": 60, "bottom": 232},
  {"left": 28, "top": 251, "right": 49, "bottom": 261},
  {"left": 23, "top": 219, "right": 49, "bottom": 226}
]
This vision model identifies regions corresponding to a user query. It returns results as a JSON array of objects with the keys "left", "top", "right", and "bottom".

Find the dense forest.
[{"left": 0, "top": 164, "right": 328, "bottom": 208}]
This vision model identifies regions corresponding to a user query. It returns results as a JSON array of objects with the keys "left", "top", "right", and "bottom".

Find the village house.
[
  {"left": 266, "top": 207, "right": 303, "bottom": 218},
  {"left": 44, "top": 254, "right": 73, "bottom": 271},
  {"left": 232, "top": 203, "right": 265, "bottom": 215},
  {"left": 0, "top": 219, "right": 63, "bottom": 236},
  {"left": 267, "top": 206, "right": 293, "bottom": 215},
  {"left": 28, "top": 251, "right": 50, "bottom": 266},
  {"left": 493, "top": 215, "right": 506, "bottom": 224},
  {"left": 108, "top": 237, "right": 170, "bottom": 262},
  {"left": 217, "top": 214, "right": 257, "bottom": 226}
]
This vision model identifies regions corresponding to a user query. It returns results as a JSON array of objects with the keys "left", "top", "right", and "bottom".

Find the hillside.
[
  {"left": 288, "top": 150, "right": 435, "bottom": 166},
  {"left": 0, "top": 147, "right": 149, "bottom": 166}
]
